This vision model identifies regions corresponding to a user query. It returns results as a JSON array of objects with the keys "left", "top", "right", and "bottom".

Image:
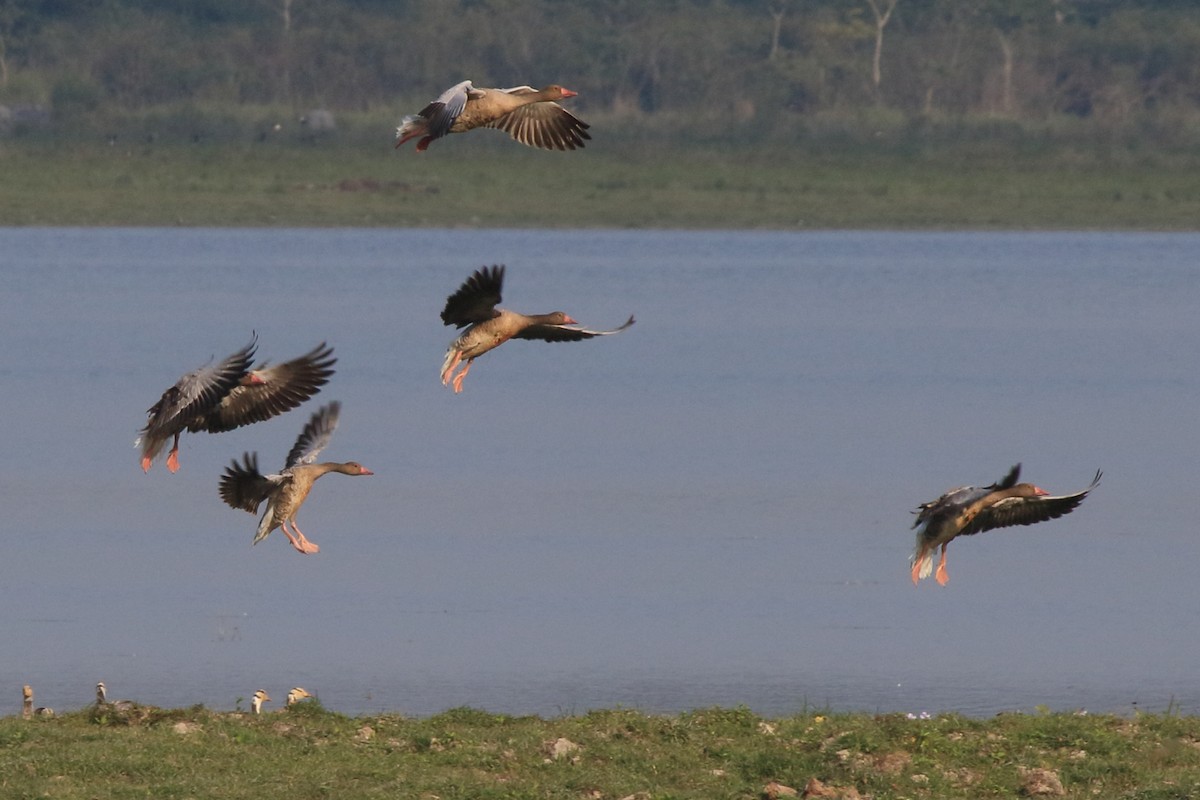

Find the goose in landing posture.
[
  {"left": 911, "top": 464, "right": 1101, "bottom": 586},
  {"left": 395, "top": 80, "right": 590, "bottom": 152},
  {"left": 440, "top": 265, "right": 634, "bottom": 393},
  {"left": 138, "top": 337, "right": 336, "bottom": 473},
  {"left": 219, "top": 401, "right": 372, "bottom": 555}
]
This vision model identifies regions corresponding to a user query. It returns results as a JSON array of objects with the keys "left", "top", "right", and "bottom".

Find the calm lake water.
[{"left": 1, "top": 227, "right": 1198, "bottom": 719}]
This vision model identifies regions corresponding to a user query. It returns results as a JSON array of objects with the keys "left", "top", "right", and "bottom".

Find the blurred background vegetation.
[
  {"left": 1, "top": 0, "right": 1198, "bottom": 152},
  {"left": 1, "top": 0, "right": 1197, "bottom": 227}
]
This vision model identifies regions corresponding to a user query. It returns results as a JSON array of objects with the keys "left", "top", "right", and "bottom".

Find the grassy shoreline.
[
  {"left": 4, "top": 702, "right": 1200, "bottom": 798},
  {"left": 2, "top": 138, "right": 1199, "bottom": 230}
]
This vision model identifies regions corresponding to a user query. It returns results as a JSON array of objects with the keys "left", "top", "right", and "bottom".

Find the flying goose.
[
  {"left": 138, "top": 337, "right": 335, "bottom": 473},
  {"left": 395, "top": 80, "right": 590, "bottom": 152},
  {"left": 911, "top": 464, "right": 1101, "bottom": 586},
  {"left": 219, "top": 402, "right": 372, "bottom": 554},
  {"left": 440, "top": 265, "right": 634, "bottom": 393}
]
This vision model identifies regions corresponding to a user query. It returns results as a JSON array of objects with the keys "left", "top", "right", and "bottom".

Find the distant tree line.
[{"left": 1, "top": 0, "right": 1199, "bottom": 138}]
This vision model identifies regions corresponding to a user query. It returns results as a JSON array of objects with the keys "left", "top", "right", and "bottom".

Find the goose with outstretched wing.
[
  {"left": 395, "top": 80, "right": 590, "bottom": 152},
  {"left": 219, "top": 402, "right": 372, "bottom": 555},
  {"left": 138, "top": 337, "right": 335, "bottom": 473},
  {"left": 911, "top": 464, "right": 1101, "bottom": 586},
  {"left": 439, "top": 265, "right": 634, "bottom": 393}
]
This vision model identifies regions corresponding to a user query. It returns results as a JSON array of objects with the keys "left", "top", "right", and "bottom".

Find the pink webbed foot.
[
  {"left": 294, "top": 540, "right": 320, "bottom": 555},
  {"left": 283, "top": 521, "right": 320, "bottom": 555},
  {"left": 294, "top": 535, "right": 320, "bottom": 555},
  {"left": 935, "top": 545, "right": 949, "bottom": 586},
  {"left": 166, "top": 448, "right": 180, "bottom": 474},
  {"left": 451, "top": 359, "right": 473, "bottom": 394},
  {"left": 141, "top": 455, "right": 152, "bottom": 473}
]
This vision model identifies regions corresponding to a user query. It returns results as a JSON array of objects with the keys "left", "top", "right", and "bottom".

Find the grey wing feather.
[
  {"left": 421, "top": 80, "right": 473, "bottom": 139},
  {"left": 191, "top": 343, "right": 336, "bottom": 433},
  {"left": 515, "top": 315, "right": 636, "bottom": 342},
  {"left": 138, "top": 337, "right": 256, "bottom": 456},
  {"left": 913, "top": 484, "right": 987, "bottom": 528},
  {"left": 441, "top": 265, "right": 505, "bottom": 327},
  {"left": 911, "top": 464, "right": 1021, "bottom": 528},
  {"left": 284, "top": 401, "right": 341, "bottom": 468},
  {"left": 964, "top": 469, "right": 1101, "bottom": 536}
]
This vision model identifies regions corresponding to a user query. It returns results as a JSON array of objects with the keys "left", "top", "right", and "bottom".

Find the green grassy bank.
[
  {"left": 3, "top": 703, "right": 1200, "bottom": 799},
  {"left": 2, "top": 134, "right": 1199, "bottom": 229}
]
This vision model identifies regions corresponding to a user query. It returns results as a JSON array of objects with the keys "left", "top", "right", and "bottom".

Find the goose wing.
[
  {"left": 964, "top": 469, "right": 1101, "bottom": 536},
  {"left": 284, "top": 401, "right": 341, "bottom": 468},
  {"left": 913, "top": 484, "right": 989, "bottom": 529},
  {"left": 191, "top": 343, "right": 336, "bottom": 433},
  {"left": 138, "top": 338, "right": 256, "bottom": 455},
  {"left": 485, "top": 93, "right": 591, "bottom": 151},
  {"left": 912, "top": 464, "right": 1021, "bottom": 528},
  {"left": 441, "top": 265, "right": 505, "bottom": 327},
  {"left": 514, "top": 315, "right": 635, "bottom": 342},
  {"left": 419, "top": 80, "right": 474, "bottom": 139},
  {"left": 218, "top": 452, "right": 281, "bottom": 514}
]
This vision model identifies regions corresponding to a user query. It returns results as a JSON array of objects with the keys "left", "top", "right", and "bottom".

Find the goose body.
[
  {"left": 95, "top": 681, "right": 136, "bottom": 712},
  {"left": 219, "top": 401, "right": 372, "bottom": 554},
  {"left": 911, "top": 464, "right": 1101, "bottom": 586},
  {"left": 395, "top": 80, "right": 590, "bottom": 152},
  {"left": 440, "top": 265, "right": 634, "bottom": 393},
  {"left": 20, "top": 685, "right": 51, "bottom": 716},
  {"left": 138, "top": 337, "right": 335, "bottom": 473}
]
